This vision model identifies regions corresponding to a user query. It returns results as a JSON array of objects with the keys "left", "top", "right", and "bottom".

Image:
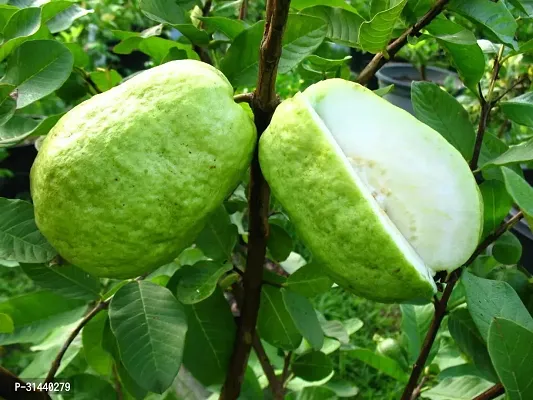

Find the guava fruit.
[
  {"left": 259, "top": 79, "right": 482, "bottom": 303},
  {"left": 31, "top": 60, "right": 256, "bottom": 278}
]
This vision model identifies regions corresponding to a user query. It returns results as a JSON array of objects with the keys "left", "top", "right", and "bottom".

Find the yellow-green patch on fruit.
[
  {"left": 31, "top": 60, "right": 256, "bottom": 278},
  {"left": 259, "top": 79, "right": 482, "bottom": 303}
]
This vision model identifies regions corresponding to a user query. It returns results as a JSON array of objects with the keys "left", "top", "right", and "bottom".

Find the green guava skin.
[
  {"left": 31, "top": 60, "right": 256, "bottom": 278},
  {"left": 259, "top": 91, "right": 436, "bottom": 303}
]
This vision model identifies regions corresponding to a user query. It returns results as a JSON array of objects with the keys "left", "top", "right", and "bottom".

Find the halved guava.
[{"left": 259, "top": 79, "right": 482, "bottom": 303}]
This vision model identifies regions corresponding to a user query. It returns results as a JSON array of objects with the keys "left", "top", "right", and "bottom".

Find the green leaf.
[
  {"left": 109, "top": 281, "right": 188, "bottom": 393},
  {"left": 302, "top": 55, "right": 352, "bottom": 74},
  {"left": 501, "top": 166, "right": 533, "bottom": 227},
  {"left": 507, "top": 0, "right": 533, "bottom": 17},
  {"left": 318, "top": 314, "right": 349, "bottom": 344},
  {"left": 0, "top": 5, "right": 18, "bottom": 32},
  {"left": 300, "top": 6, "right": 364, "bottom": 47},
  {"left": 487, "top": 318, "right": 533, "bottom": 400},
  {"left": 176, "top": 261, "right": 232, "bottom": 304},
  {"left": 500, "top": 92, "right": 533, "bottom": 128},
  {"left": 2, "top": 40, "right": 73, "bottom": 109},
  {"left": 267, "top": 223, "right": 294, "bottom": 262},
  {"left": 482, "top": 137, "right": 533, "bottom": 168},
  {"left": 196, "top": 205, "right": 238, "bottom": 261},
  {"left": 349, "top": 348, "right": 409, "bottom": 382},
  {"left": 448, "top": 308, "right": 498, "bottom": 382},
  {"left": 0, "top": 290, "right": 85, "bottom": 345},
  {"left": 161, "top": 47, "right": 188, "bottom": 63},
  {"left": 426, "top": 17, "right": 485, "bottom": 92},
  {"left": 421, "top": 376, "right": 494, "bottom": 399},
  {"left": 292, "top": 351, "right": 333, "bottom": 382},
  {"left": 374, "top": 84, "right": 395, "bottom": 97},
  {"left": 258, "top": 285, "right": 303, "bottom": 350},
  {"left": 400, "top": 303, "right": 436, "bottom": 364},
  {"left": 282, "top": 289, "right": 324, "bottom": 351},
  {"left": 21, "top": 262, "right": 100, "bottom": 301},
  {"left": 220, "top": 20, "right": 264, "bottom": 88},
  {"left": 182, "top": 288, "right": 235, "bottom": 386},
  {"left": 402, "top": 0, "right": 433, "bottom": 23},
  {"left": 285, "top": 262, "right": 333, "bottom": 297},
  {"left": 0, "top": 113, "right": 63, "bottom": 148},
  {"left": 0, "top": 197, "right": 57, "bottom": 263},
  {"left": 82, "top": 311, "right": 113, "bottom": 375},
  {"left": 0, "top": 7, "right": 42, "bottom": 62},
  {"left": 479, "top": 133, "right": 522, "bottom": 181},
  {"left": 448, "top": 0, "right": 517, "bottom": 47},
  {"left": 291, "top": 0, "right": 361, "bottom": 13},
  {"left": 139, "top": 0, "right": 198, "bottom": 25},
  {"left": 462, "top": 271, "right": 533, "bottom": 341},
  {"left": 294, "top": 386, "right": 337, "bottom": 400},
  {"left": 172, "top": 23, "right": 210, "bottom": 45},
  {"left": 137, "top": 36, "right": 199, "bottom": 64},
  {"left": 359, "top": 0, "right": 408, "bottom": 53},
  {"left": 64, "top": 43, "right": 90, "bottom": 68},
  {"left": 492, "top": 231, "right": 522, "bottom": 265},
  {"left": 0, "top": 313, "right": 14, "bottom": 333},
  {"left": 0, "top": 84, "right": 16, "bottom": 126},
  {"left": 197, "top": 16, "right": 245, "bottom": 40},
  {"left": 325, "top": 380, "right": 359, "bottom": 398},
  {"left": 61, "top": 374, "right": 116, "bottom": 400},
  {"left": 89, "top": 69, "right": 122, "bottom": 92},
  {"left": 478, "top": 180, "right": 513, "bottom": 240},
  {"left": 278, "top": 14, "right": 327, "bottom": 74},
  {"left": 47, "top": 4, "right": 92, "bottom": 34},
  {"left": 411, "top": 81, "right": 475, "bottom": 160}
]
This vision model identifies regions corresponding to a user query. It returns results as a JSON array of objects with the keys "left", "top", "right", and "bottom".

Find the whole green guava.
[{"left": 31, "top": 60, "right": 256, "bottom": 278}]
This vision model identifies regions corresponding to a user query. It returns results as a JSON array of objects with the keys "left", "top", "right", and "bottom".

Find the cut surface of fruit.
[{"left": 259, "top": 79, "right": 482, "bottom": 302}]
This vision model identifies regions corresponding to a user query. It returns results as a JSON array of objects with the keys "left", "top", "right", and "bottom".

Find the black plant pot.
[
  {"left": 0, "top": 142, "right": 37, "bottom": 199},
  {"left": 375, "top": 62, "right": 462, "bottom": 114}
]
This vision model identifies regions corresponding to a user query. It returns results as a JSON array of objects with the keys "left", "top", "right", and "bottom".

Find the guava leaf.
[
  {"left": 109, "top": 281, "right": 188, "bottom": 393},
  {"left": 0, "top": 198, "right": 57, "bottom": 263},
  {"left": 82, "top": 311, "right": 113, "bottom": 376},
  {"left": 21, "top": 262, "right": 100, "bottom": 301},
  {"left": 197, "top": 16, "right": 246, "bottom": 40},
  {"left": 299, "top": 6, "right": 364, "bottom": 48},
  {"left": 500, "top": 92, "right": 533, "bottom": 128},
  {"left": 359, "top": 0, "right": 408, "bottom": 53},
  {"left": 411, "top": 81, "right": 475, "bottom": 161},
  {"left": 487, "top": 318, "right": 533, "bottom": 399},
  {"left": 501, "top": 166, "right": 533, "bottom": 227},
  {"left": 482, "top": 137, "right": 533, "bottom": 169},
  {"left": 182, "top": 288, "right": 236, "bottom": 386},
  {"left": 176, "top": 261, "right": 232, "bottom": 304},
  {"left": 292, "top": 351, "right": 333, "bottom": 382},
  {"left": 478, "top": 180, "right": 513, "bottom": 240},
  {"left": 196, "top": 205, "right": 238, "bottom": 261},
  {"left": 448, "top": 0, "right": 517, "bottom": 47},
  {"left": 285, "top": 262, "right": 333, "bottom": 297},
  {"left": 349, "top": 348, "right": 409, "bottom": 382},
  {"left": 139, "top": 0, "right": 198, "bottom": 25},
  {"left": 462, "top": 271, "right": 533, "bottom": 342},
  {"left": 491, "top": 231, "right": 522, "bottom": 265},
  {"left": 282, "top": 288, "right": 324, "bottom": 351},
  {"left": 257, "top": 285, "right": 302, "bottom": 350},
  {"left": 421, "top": 376, "right": 494, "bottom": 399}
]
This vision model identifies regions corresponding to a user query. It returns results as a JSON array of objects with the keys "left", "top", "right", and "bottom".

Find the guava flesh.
[{"left": 259, "top": 79, "right": 482, "bottom": 302}]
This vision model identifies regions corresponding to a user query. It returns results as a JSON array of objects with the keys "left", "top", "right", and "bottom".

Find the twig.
[
  {"left": 233, "top": 92, "right": 254, "bottom": 104},
  {"left": 400, "top": 211, "right": 524, "bottom": 400},
  {"left": 470, "top": 45, "right": 505, "bottom": 170},
  {"left": 112, "top": 364, "right": 124, "bottom": 400},
  {"left": 45, "top": 301, "right": 109, "bottom": 384},
  {"left": 357, "top": 0, "right": 450, "bottom": 85},
  {"left": 410, "top": 375, "right": 428, "bottom": 400},
  {"left": 472, "top": 383, "right": 505, "bottom": 400},
  {"left": 493, "top": 75, "right": 529, "bottom": 104},
  {"left": 252, "top": 335, "right": 285, "bottom": 399},
  {"left": 239, "top": 0, "right": 248, "bottom": 20},
  {"left": 220, "top": 1, "right": 291, "bottom": 398},
  {"left": 281, "top": 351, "right": 292, "bottom": 385}
]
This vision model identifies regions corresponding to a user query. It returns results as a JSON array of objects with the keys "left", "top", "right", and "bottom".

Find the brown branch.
[
  {"left": 220, "top": 1, "right": 291, "bottom": 398},
  {"left": 0, "top": 367, "right": 51, "bottom": 400},
  {"left": 233, "top": 92, "right": 254, "bottom": 104},
  {"left": 239, "top": 0, "right": 248, "bottom": 20},
  {"left": 473, "top": 383, "right": 505, "bottom": 400},
  {"left": 357, "top": 0, "right": 450, "bottom": 85},
  {"left": 281, "top": 351, "right": 292, "bottom": 385},
  {"left": 113, "top": 364, "right": 124, "bottom": 400},
  {"left": 493, "top": 76, "right": 530, "bottom": 104},
  {"left": 45, "top": 301, "right": 109, "bottom": 384},
  {"left": 400, "top": 212, "right": 524, "bottom": 399},
  {"left": 470, "top": 46, "right": 505, "bottom": 170},
  {"left": 410, "top": 375, "right": 428, "bottom": 400},
  {"left": 252, "top": 335, "right": 285, "bottom": 399}
]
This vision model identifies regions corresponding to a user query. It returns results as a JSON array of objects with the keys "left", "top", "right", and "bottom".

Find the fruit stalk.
[
  {"left": 220, "top": 1, "right": 291, "bottom": 398},
  {"left": 357, "top": 0, "right": 450, "bottom": 86}
]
